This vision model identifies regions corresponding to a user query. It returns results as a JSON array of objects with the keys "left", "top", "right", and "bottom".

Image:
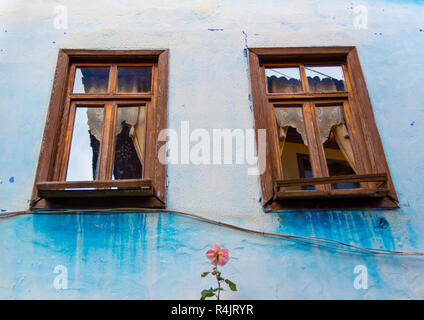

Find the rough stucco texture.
[{"left": 0, "top": 0, "right": 424, "bottom": 299}]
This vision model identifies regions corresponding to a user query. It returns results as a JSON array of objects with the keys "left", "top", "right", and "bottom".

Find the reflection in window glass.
[
  {"left": 66, "top": 106, "right": 104, "bottom": 181},
  {"left": 316, "top": 105, "right": 358, "bottom": 189},
  {"left": 113, "top": 106, "right": 146, "bottom": 180},
  {"left": 72, "top": 67, "right": 110, "bottom": 94},
  {"left": 266, "top": 67, "right": 303, "bottom": 93},
  {"left": 274, "top": 106, "right": 314, "bottom": 190},
  {"left": 117, "top": 67, "right": 152, "bottom": 93},
  {"left": 305, "top": 66, "right": 346, "bottom": 92}
]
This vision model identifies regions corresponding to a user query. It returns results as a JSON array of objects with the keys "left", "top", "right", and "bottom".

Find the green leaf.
[
  {"left": 217, "top": 276, "right": 225, "bottom": 281},
  {"left": 225, "top": 279, "right": 237, "bottom": 291},
  {"left": 200, "top": 288, "right": 216, "bottom": 300},
  {"left": 201, "top": 272, "right": 210, "bottom": 278},
  {"left": 200, "top": 292, "right": 215, "bottom": 300}
]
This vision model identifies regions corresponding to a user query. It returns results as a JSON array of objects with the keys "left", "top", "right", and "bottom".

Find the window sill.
[
  {"left": 32, "top": 178, "right": 163, "bottom": 210},
  {"left": 274, "top": 173, "right": 388, "bottom": 200},
  {"left": 37, "top": 178, "right": 153, "bottom": 198},
  {"left": 268, "top": 173, "right": 398, "bottom": 210},
  {"left": 275, "top": 187, "right": 388, "bottom": 200}
]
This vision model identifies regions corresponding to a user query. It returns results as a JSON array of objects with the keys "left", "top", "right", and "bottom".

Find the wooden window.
[
  {"left": 248, "top": 47, "right": 398, "bottom": 210},
  {"left": 31, "top": 49, "right": 169, "bottom": 209}
]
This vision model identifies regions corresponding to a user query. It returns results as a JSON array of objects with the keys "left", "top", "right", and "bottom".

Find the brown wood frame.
[
  {"left": 248, "top": 47, "right": 398, "bottom": 211},
  {"left": 31, "top": 49, "right": 169, "bottom": 209}
]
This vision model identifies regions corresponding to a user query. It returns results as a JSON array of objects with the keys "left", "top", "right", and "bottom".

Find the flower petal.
[
  {"left": 217, "top": 248, "right": 230, "bottom": 266},
  {"left": 206, "top": 250, "right": 218, "bottom": 265},
  {"left": 220, "top": 248, "right": 229, "bottom": 257},
  {"left": 212, "top": 242, "right": 221, "bottom": 251},
  {"left": 217, "top": 255, "right": 229, "bottom": 266},
  {"left": 206, "top": 249, "right": 215, "bottom": 259}
]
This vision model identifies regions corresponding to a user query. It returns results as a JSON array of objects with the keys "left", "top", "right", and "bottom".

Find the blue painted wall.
[{"left": 1, "top": 0, "right": 424, "bottom": 299}]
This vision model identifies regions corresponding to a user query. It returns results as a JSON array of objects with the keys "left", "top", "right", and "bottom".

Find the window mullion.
[
  {"left": 108, "top": 65, "right": 117, "bottom": 94},
  {"left": 302, "top": 102, "right": 330, "bottom": 191},
  {"left": 97, "top": 102, "right": 117, "bottom": 181},
  {"left": 299, "top": 64, "right": 309, "bottom": 93}
]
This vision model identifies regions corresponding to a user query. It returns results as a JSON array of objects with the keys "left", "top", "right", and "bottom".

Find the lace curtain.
[
  {"left": 86, "top": 107, "right": 146, "bottom": 163},
  {"left": 274, "top": 108, "right": 308, "bottom": 144},
  {"left": 274, "top": 106, "right": 357, "bottom": 173},
  {"left": 315, "top": 106, "right": 345, "bottom": 144},
  {"left": 82, "top": 72, "right": 146, "bottom": 165}
]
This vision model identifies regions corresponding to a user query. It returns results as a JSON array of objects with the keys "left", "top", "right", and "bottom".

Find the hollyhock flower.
[
  {"left": 206, "top": 242, "right": 230, "bottom": 266},
  {"left": 201, "top": 243, "right": 237, "bottom": 300}
]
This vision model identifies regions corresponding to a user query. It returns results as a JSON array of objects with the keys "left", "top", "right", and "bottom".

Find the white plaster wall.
[
  {"left": 1, "top": 0, "right": 422, "bottom": 219},
  {"left": 1, "top": 0, "right": 424, "bottom": 299}
]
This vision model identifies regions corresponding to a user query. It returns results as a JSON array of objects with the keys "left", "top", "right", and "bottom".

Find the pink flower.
[{"left": 206, "top": 242, "right": 230, "bottom": 266}]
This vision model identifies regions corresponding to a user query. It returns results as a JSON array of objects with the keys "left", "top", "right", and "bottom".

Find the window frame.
[
  {"left": 31, "top": 49, "right": 169, "bottom": 210},
  {"left": 248, "top": 47, "right": 398, "bottom": 211}
]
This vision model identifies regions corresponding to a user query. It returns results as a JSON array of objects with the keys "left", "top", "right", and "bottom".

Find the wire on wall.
[{"left": 1, "top": 208, "right": 423, "bottom": 257}]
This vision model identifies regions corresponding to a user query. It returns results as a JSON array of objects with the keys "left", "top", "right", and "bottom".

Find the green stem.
[{"left": 215, "top": 266, "right": 221, "bottom": 300}]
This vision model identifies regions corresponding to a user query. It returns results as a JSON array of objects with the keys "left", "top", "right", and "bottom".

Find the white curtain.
[
  {"left": 274, "top": 106, "right": 357, "bottom": 173},
  {"left": 315, "top": 106, "right": 345, "bottom": 144},
  {"left": 126, "top": 107, "right": 146, "bottom": 164},
  {"left": 274, "top": 108, "right": 308, "bottom": 145},
  {"left": 333, "top": 123, "right": 357, "bottom": 173},
  {"left": 86, "top": 107, "right": 146, "bottom": 163}
]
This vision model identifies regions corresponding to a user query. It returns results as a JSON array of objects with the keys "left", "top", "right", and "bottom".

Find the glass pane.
[
  {"left": 316, "top": 105, "right": 358, "bottom": 189},
  {"left": 66, "top": 106, "right": 104, "bottom": 181},
  {"left": 305, "top": 66, "right": 346, "bottom": 92},
  {"left": 117, "top": 67, "right": 152, "bottom": 93},
  {"left": 266, "top": 67, "right": 303, "bottom": 93},
  {"left": 73, "top": 67, "right": 110, "bottom": 94},
  {"left": 113, "top": 106, "right": 146, "bottom": 180},
  {"left": 274, "top": 106, "right": 314, "bottom": 190}
]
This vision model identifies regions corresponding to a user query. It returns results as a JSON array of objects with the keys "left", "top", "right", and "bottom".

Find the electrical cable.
[
  {"left": 268, "top": 68, "right": 294, "bottom": 79},
  {"left": 304, "top": 66, "right": 339, "bottom": 80},
  {"left": 1, "top": 208, "right": 423, "bottom": 257}
]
